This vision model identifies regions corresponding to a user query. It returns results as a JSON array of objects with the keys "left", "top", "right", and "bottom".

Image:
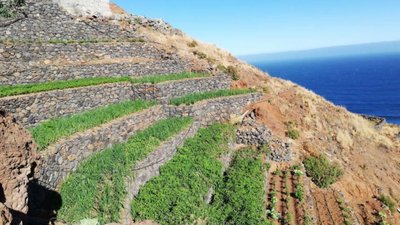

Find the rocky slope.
[{"left": 0, "top": 0, "right": 399, "bottom": 224}]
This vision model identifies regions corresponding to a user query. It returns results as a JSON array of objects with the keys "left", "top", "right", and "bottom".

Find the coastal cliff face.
[{"left": 0, "top": 1, "right": 399, "bottom": 224}]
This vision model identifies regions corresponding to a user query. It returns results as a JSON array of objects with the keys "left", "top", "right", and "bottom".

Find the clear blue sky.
[{"left": 113, "top": 0, "right": 400, "bottom": 56}]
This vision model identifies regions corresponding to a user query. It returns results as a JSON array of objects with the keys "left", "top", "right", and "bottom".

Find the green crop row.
[
  {"left": 131, "top": 124, "right": 235, "bottom": 225},
  {"left": 0, "top": 72, "right": 209, "bottom": 97},
  {"left": 169, "top": 89, "right": 257, "bottom": 106},
  {"left": 58, "top": 117, "right": 193, "bottom": 224},
  {"left": 209, "top": 149, "right": 271, "bottom": 225},
  {"left": 30, "top": 100, "right": 156, "bottom": 150}
]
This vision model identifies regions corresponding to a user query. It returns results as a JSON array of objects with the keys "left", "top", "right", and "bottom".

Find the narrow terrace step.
[
  {"left": 0, "top": 42, "right": 163, "bottom": 63},
  {"left": 57, "top": 117, "right": 193, "bottom": 225},
  {"left": 0, "top": 60, "right": 188, "bottom": 85},
  {"left": 0, "top": 82, "right": 134, "bottom": 126},
  {"left": 166, "top": 90, "right": 262, "bottom": 126},
  {"left": 121, "top": 121, "right": 201, "bottom": 224},
  {"left": 130, "top": 124, "right": 235, "bottom": 224},
  {"left": 37, "top": 103, "right": 165, "bottom": 190},
  {"left": 0, "top": 74, "right": 231, "bottom": 126}
]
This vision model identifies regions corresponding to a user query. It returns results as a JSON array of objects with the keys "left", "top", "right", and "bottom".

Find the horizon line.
[{"left": 237, "top": 39, "right": 400, "bottom": 57}]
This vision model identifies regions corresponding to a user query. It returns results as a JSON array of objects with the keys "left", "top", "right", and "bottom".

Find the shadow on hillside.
[
  {"left": 8, "top": 163, "right": 63, "bottom": 225},
  {"left": 25, "top": 179, "right": 62, "bottom": 225}
]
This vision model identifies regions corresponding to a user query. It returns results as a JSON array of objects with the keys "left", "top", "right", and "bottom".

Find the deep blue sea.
[{"left": 250, "top": 53, "right": 400, "bottom": 124}]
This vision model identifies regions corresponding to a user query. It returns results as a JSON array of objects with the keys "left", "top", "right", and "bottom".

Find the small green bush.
[
  {"left": 226, "top": 65, "right": 240, "bottom": 80},
  {"left": 192, "top": 50, "right": 208, "bottom": 59},
  {"left": 216, "top": 65, "right": 240, "bottom": 80},
  {"left": 287, "top": 129, "right": 300, "bottom": 140},
  {"left": 259, "top": 144, "right": 271, "bottom": 156},
  {"left": 303, "top": 155, "right": 343, "bottom": 188},
  {"left": 379, "top": 195, "right": 396, "bottom": 213},
  {"left": 285, "top": 120, "right": 300, "bottom": 139},
  {"left": 0, "top": 0, "right": 25, "bottom": 18},
  {"left": 294, "top": 184, "right": 304, "bottom": 202},
  {"left": 187, "top": 40, "right": 198, "bottom": 47}
]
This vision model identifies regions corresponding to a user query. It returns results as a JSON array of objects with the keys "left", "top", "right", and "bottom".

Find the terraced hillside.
[{"left": 1, "top": 0, "right": 399, "bottom": 225}]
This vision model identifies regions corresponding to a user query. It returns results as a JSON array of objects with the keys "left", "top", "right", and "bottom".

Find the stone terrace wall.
[
  {"left": 37, "top": 106, "right": 166, "bottom": 189},
  {"left": 0, "top": 0, "right": 140, "bottom": 41},
  {"left": 35, "top": 92, "right": 261, "bottom": 190},
  {"left": 0, "top": 76, "right": 230, "bottom": 126},
  {"left": 0, "top": 42, "right": 167, "bottom": 63},
  {"left": 166, "top": 92, "right": 262, "bottom": 126},
  {"left": 0, "top": 60, "right": 188, "bottom": 85},
  {"left": 0, "top": 82, "right": 134, "bottom": 126},
  {"left": 123, "top": 121, "right": 201, "bottom": 223},
  {"left": 133, "top": 75, "right": 231, "bottom": 103}
]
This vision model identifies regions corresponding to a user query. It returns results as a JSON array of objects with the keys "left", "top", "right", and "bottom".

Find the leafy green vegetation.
[
  {"left": 337, "top": 196, "right": 353, "bottom": 225},
  {"left": 210, "top": 149, "right": 271, "bottom": 225},
  {"left": 303, "top": 155, "right": 343, "bottom": 188},
  {"left": 0, "top": 72, "right": 208, "bottom": 97},
  {"left": 0, "top": 0, "right": 25, "bottom": 18},
  {"left": 285, "top": 120, "right": 300, "bottom": 140},
  {"left": 170, "top": 89, "right": 256, "bottom": 106},
  {"left": 58, "top": 117, "right": 193, "bottom": 225},
  {"left": 304, "top": 215, "right": 313, "bottom": 225},
  {"left": 291, "top": 166, "right": 304, "bottom": 202},
  {"left": 30, "top": 100, "right": 156, "bottom": 150},
  {"left": 0, "top": 77, "right": 132, "bottom": 97},
  {"left": 287, "top": 129, "right": 300, "bottom": 140},
  {"left": 379, "top": 194, "right": 396, "bottom": 213},
  {"left": 131, "top": 124, "right": 235, "bottom": 225},
  {"left": 294, "top": 183, "right": 304, "bottom": 202},
  {"left": 131, "top": 72, "right": 209, "bottom": 84}
]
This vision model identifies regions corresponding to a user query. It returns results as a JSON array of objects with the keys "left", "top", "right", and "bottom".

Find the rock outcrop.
[
  {"left": 53, "top": 0, "right": 112, "bottom": 17},
  {"left": 0, "top": 203, "right": 12, "bottom": 225},
  {"left": 0, "top": 110, "right": 37, "bottom": 213}
]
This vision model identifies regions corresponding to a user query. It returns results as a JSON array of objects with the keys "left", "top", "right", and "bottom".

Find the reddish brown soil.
[
  {"left": 0, "top": 110, "right": 37, "bottom": 213},
  {"left": 354, "top": 197, "right": 399, "bottom": 225},
  {"left": 312, "top": 189, "right": 345, "bottom": 225}
]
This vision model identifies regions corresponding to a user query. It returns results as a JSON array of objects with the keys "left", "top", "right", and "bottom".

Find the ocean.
[{"left": 249, "top": 53, "right": 400, "bottom": 125}]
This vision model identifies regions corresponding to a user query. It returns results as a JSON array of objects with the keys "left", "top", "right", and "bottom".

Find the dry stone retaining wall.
[
  {"left": 0, "top": 75, "right": 231, "bottom": 126},
  {"left": 35, "top": 92, "right": 261, "bottom": 191},
  {"left": 0, "top": 0, "right": 140, "bottom": 41},
  {"left": 133, "top": 75, "right": 231, "bottom": 103},
  {"left": 0, "top": 60, "right": 188, "bottom": 85},
  {"left": 165, "top": 92, "right": 262, "bottom": 126},
  {"left": 0, "top": 82, "right": 134, "bottom": 126},
  {"left": 0, "top": 42, "right": 167, "bottom": 63},
  {"left": 37, "top": 106, "right": 166, "bottom": 190}
]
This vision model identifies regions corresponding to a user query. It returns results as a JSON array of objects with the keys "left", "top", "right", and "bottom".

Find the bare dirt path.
[{"left": 312, "top": 189, "right": 346, "bottom": 225}]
